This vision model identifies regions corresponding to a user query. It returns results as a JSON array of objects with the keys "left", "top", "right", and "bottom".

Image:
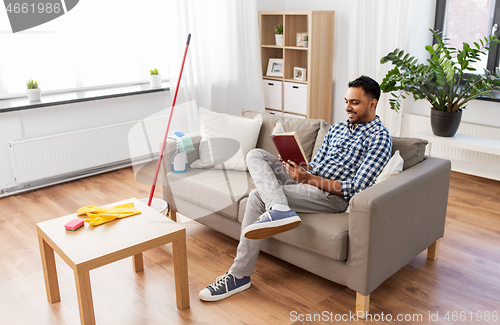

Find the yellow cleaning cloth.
[{"left": 77, "top": 202, "right": 141, "bottom": 226}]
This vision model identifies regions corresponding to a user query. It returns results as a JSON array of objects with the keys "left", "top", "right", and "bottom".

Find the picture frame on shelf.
[
  {"left": 266, "top": 58, "right": 284, "bottom": 77},
  {"left": 296, "top": 33, "right": 308, "bottom": 47},
  {"left": 293, "top": 67, "right": 306, "bottom": 81}
]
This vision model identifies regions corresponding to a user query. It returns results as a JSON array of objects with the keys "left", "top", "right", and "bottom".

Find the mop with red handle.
[{"left": 147, "top": 33, "right": 191, "bottom": 207}]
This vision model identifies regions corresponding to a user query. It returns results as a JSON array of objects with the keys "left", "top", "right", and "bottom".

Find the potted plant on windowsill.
[
  {"left": 149, "top": 68, "right": 161, "bottom": 88},
  {"left": 274, "top": 24, "right": 283, "bottom": 46},
  {"left": 380, "top": 29, "right": 500, "bottom": 137},
  {"left": 26, "top": 79, "right": 41, "bottom": 101}
]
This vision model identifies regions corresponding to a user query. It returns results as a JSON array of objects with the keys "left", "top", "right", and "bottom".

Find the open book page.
[
  {"left": 270, "top": 122, "right": 308, "bottom": 166},
  {"left": 271, "top": 122, "right": 285, "bottom": 135}
]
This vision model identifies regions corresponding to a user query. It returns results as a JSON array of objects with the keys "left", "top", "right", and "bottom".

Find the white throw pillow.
[
  {"left": 375, "top": 150, "right": 404, "bottom": 184},
  {"left": 190, "top": 107, "right": 263, "bottom": 171}
]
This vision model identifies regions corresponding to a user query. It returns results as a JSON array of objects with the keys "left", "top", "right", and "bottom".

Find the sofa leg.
[
  {"left": 356, "top": 292, "right": 370, "bottom": 319},
  {"left": 170, "top": 210, "right": 177, "bottom": 222},
  {"left": 427, "top": 239, "right": 440, "bottom": 261}
]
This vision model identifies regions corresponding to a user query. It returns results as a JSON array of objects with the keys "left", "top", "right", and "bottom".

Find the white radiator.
[
  {"left": 401, "top": 114, "right": 500, "bottom": 180},
  {"left": 9, "top": 116, "right": 168, "bottom": 184}
]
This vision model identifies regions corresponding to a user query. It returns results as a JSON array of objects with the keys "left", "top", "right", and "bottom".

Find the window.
[
  {"left": 0, "top": 0, "right": 169, "bottom": 96},
  {"left": 434, "top": 0, "right": 500, "bottom": 72}
]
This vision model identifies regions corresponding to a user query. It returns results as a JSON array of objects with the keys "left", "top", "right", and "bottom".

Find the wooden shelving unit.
[{"left": 259, "top": 11, "right": 335, "bottom": 121}]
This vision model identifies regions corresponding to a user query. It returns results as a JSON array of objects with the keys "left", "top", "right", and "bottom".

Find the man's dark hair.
[{"left": 348, "top": 75, "right": 381, "bottom": 102}]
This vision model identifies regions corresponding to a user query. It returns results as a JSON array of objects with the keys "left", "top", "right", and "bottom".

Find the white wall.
[{"left": 256, "top": 0, "right": 285, "bottom": 11}]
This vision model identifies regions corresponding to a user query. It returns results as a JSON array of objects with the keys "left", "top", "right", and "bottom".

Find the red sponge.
[{"left": 65, "top": 218, "right": 84, "bottom": 231}]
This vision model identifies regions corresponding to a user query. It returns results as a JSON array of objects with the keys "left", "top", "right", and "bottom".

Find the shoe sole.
[
  {"left": 199, "top": 281, "right": 252, "bottom": 302},
  {"left": 243, "top": 216, "right": 301, "bottom": 240}
]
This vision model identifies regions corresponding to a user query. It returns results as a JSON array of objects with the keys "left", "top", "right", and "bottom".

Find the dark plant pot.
[{"left": 430, "top": 109, "right": 462, "bottom": 137}]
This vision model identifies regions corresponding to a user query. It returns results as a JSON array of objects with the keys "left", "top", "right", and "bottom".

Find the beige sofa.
[{"left": 161, "top": 110, "right": 451, "bottom": 316}]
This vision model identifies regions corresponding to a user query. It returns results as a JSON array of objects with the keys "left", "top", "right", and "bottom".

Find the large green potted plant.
[{"left": 380, "top": 29, "right": 500, "bottom": 137}]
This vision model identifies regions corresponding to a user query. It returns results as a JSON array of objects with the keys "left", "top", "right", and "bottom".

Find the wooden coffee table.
[{"left": 36, "top": 198, "right": 189, "bottom": 325}]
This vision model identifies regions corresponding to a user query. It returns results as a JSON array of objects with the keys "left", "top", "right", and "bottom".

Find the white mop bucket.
[{"left": 139, "top": 198, "right": 169, "bottom": 216}]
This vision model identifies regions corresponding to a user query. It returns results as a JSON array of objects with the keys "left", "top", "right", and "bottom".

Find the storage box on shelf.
[
  {"left": 262, "top": 80, "right": 282, "bottom": 111},
  {"left": 284, "top": 82, "right": 308, "bottom": 115},
  {"left": 259, "top": 11, "right": 334, "bottom": 121}
]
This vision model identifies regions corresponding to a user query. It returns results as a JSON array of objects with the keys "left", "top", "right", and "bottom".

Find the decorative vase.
[
  {"left": 303, "top": 41, "right": 308, "bottom": 48},
  {"left": 275, "top": 34, "right": 283, "bottom": 46},
  {"left": 26, "top": 88, "right": 41, "bottom": 101},
  {"left": 430, "top": 109, "right": 462, "bottom": 137},
  {"left": 149, "top": 74, "right": 162, "bottom": 88}
]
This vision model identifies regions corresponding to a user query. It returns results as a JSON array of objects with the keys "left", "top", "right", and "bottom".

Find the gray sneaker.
[
  {"left": 199, "top": 272, "right": 251, "bottom": 301},
  {"left": 243, "top": 209, "right": 301, "bottom": 240}
]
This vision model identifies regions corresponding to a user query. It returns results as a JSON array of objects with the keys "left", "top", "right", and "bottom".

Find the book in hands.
[{"left": 270, "top": 122, "right": 308, "bottom": 167}]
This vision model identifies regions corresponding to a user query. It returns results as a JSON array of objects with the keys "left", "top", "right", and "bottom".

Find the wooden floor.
[{"left": 0, "top": 168, "right": 499, "bottom": 324}]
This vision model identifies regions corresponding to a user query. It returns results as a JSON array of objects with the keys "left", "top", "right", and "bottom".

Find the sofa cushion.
[
  {"left": 272, "top": 212, "right": 349, "bottom": 261},
  {"left": 375, "top": 150, "right": 404, "bottom": 184},
  {"left": 391, "top": 137, "right": 428, "bottom": 170},
  {"left": 312, "top": 120, "right": 332, "bottom": 158},
  {"left": 241, "top": 110, "right": 322, "bottom": 162},
  {"left": 168, "top": 169, "right": 255, "bottom": 220},
  {"left": 191, "top": 107, "right": 263, "bottom": 171}
]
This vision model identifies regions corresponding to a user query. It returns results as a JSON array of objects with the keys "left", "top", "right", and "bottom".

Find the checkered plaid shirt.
[{"left": 309, "top": 116, "right": 392, "bottom": 202}]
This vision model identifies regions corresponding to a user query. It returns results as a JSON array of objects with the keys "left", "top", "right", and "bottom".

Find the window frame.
[{"left": 434, "top": 0, "right": 500, "bottom": 72}]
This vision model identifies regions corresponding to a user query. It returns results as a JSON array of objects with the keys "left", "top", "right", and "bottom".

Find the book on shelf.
[{"left": 270, "top": 122, "right": 308, "bottom": 167}]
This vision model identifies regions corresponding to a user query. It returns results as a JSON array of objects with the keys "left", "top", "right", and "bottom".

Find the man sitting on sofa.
[{"left": 199, "top": 75, "right": 393, "bottom": 301}]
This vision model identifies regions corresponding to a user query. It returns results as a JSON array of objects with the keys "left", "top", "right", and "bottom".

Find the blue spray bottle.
[{"left": 171, "top": 132, "right": 194, "bottom": 173}]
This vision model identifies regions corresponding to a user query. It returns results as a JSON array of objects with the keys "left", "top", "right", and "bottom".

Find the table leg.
[
  {"left": 170, "top": 210, "right": 177, "bottom": 222},
  {"left": 38, "top": 234, "right": 61, "bottom": 303},
  {"left": 172, "top": 234, "right": 190, "bottom": 309},
  {"left": 133, "top": 253, "right": 144, "bottom": 272},
  {"left": 74, "top": 271, "right": 96, "bottom": 325}
]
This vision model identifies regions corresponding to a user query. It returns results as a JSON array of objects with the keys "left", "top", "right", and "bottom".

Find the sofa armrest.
[
  {"left": 345, "top": 157, "right": 451, "bottom": 295},
  {"left": 161, "top": 133, "right": 202, "bottom": 211}
]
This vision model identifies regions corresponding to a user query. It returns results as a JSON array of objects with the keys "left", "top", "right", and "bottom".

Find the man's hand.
[
  {"left": 283, "top": 160, "right": 310, "bottom": 183},
  {"left": 283, "top": 159, "right": 343, "bottom": 197}
]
